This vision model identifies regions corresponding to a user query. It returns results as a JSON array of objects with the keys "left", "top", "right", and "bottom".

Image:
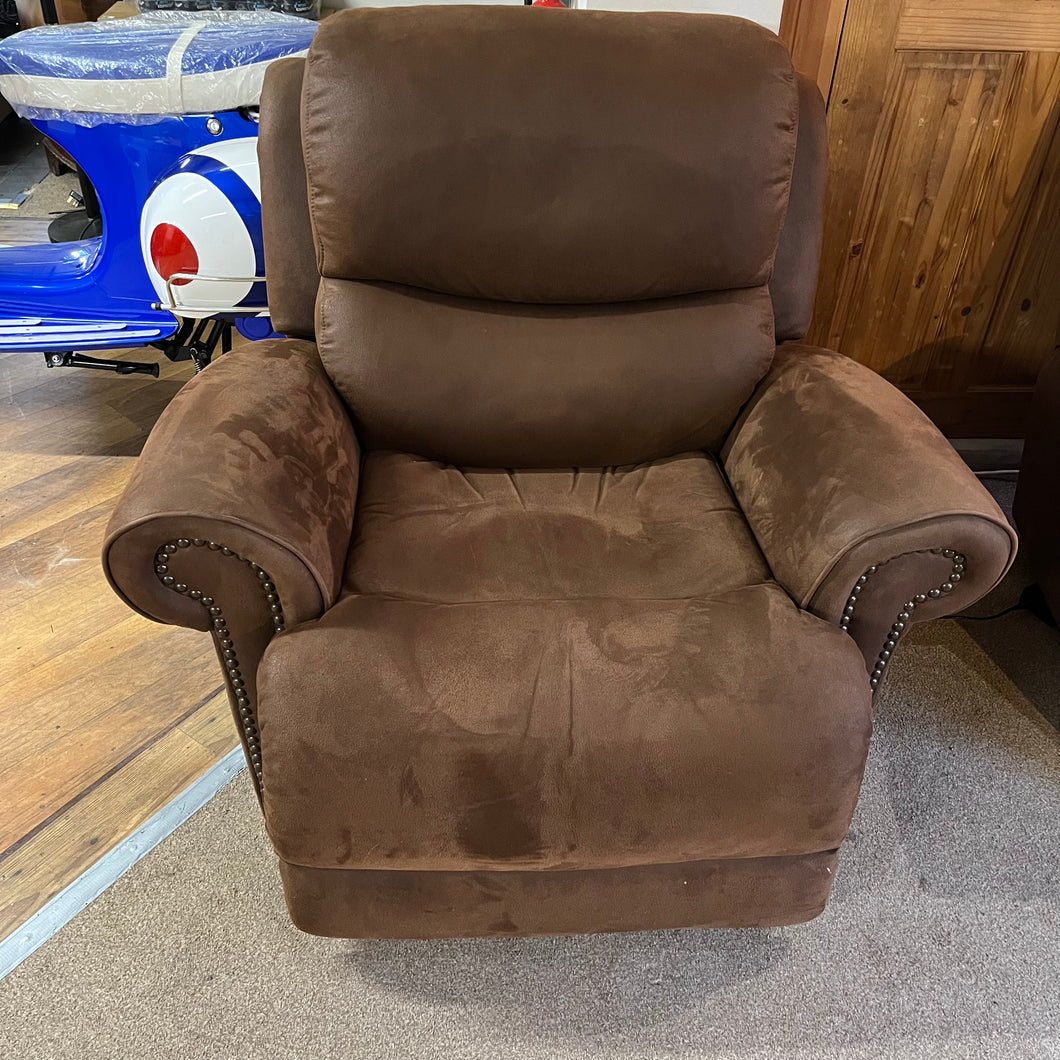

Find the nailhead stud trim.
[
  {"left": 153, "top": 539, "right": 286, "bottom": 787},
  {"left": 839, "top": 548, "right": 965, "bottom": 692}
]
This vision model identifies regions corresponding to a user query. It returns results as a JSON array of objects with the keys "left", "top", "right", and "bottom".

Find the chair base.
[{"left": 278, "top": 850, "right": 840, "bottom": 939}]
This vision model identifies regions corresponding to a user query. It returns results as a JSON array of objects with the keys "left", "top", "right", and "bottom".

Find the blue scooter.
[{"left": 0, "top": 11, "right": 316, "bottom": 375}]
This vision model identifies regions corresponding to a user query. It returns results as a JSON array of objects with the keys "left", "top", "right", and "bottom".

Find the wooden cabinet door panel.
[{"left": 805, "top": 0, "right": 1060, "bottom": 436}]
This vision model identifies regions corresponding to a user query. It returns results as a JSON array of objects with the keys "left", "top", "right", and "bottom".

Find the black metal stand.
[
  {"left": 155, "top": 317, "right": 233, "bottom": 372},
  {"left": 40, "top": 317, "right": 234, "bottom": 380},
  {"left": 43, "top": 351, "right": 159, "bottom": 377}
]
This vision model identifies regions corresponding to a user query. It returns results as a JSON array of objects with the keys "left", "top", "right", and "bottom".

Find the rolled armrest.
[
  {"left": 723, "top": 345, "right": 1016, "bottom": 682},
  {"left": 103, "top": 339, "right": 360, "bottom": 793}
]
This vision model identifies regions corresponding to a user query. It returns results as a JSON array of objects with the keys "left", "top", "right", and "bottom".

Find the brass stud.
[
  {"left": 844, "top": 550, "right": 964, "bottom": 694},
  {"left": 153, "top": 539, "right": 285, "bottom": 791}
]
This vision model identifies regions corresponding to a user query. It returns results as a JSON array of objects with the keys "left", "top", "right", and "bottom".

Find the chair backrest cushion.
[{"left": 300, "top": 7, "right": 802, "bottom": 466}]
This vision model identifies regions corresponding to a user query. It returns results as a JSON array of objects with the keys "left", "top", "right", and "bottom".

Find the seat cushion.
[
  {"left": 346, "top": 451, "right": 771, "bottom": 602},
  {"left": 258, "top": 451, "right": 872, "bottom": 874},
  {"left": 258, "top": 587, "right": 872, "bottom": 872}
]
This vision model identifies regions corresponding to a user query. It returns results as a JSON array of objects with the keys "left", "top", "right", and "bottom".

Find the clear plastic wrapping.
[{"left": 0, "top": 11, "right": 318, "bottom": 126}]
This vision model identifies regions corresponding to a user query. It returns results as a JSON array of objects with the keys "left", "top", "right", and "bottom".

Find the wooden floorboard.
[
  {"left": 0, "top": 218, "right": 52, "bottom": 246},
  {"left": 0, "top": 348, "right": 238, "bottom": 944}
]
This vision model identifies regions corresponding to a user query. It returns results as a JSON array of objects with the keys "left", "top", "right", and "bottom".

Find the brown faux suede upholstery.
[
  {"left": 346, "top": 452, "right": 771, "bottom": 601},
  {"left": 318, "top": 282, "right": 775, "bottom": 466},
  {"left": 304, "top": 10, "right": 795, "bottom": 303},
  {"left": 770, "top": 73, "right": 827, "bottom": 342},
  {"left": 259, "top": 59, "right": 826, "bottom": 346},
  {"left": 103, "top": 7, "right": 1016, "bottom": 939},
  {"left": 258, "top": 58, "right": 317, "bottom": 341}
]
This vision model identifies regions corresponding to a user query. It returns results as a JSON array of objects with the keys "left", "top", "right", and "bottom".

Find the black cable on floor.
[
  {"left": 960, "top": 603, "right": 1027, "bottom": 621},
  {"left": 959, "top": 584, "right": 1056, "bottom": 627}
]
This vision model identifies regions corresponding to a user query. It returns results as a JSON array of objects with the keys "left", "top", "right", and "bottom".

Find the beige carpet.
[{"left": 1, "top": 614, "right": 1058, "bottom": 1060}]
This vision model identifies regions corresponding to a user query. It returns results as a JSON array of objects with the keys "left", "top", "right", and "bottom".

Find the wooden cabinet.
[
  {"left": 783, "top": 0, "right": 1060, "bottom": 437},
  {"left": 13, "top": 0, "right": 103, "bottom": 29}
]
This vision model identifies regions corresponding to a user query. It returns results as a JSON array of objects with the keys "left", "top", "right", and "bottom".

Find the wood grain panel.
[
  {"left": 897, "top": 0, "right": 1060, "bottom": 53},
  {"left": 0, "top": 349, "right": 239, "bottom": 945},
  {"left": 0, "top": 219, "right": 52, "bottom": 246},
  {"left": 924, "top": 52, "right": 1060, "bottom": 393},
  {"left": 825, "top": 51, "right": 1060, "bottom": 393},
  {"left": 794, "top": 0, "right": 1060, "bottom": 434},
  {"left": 179, "top": 700, "right": 242, "bottom": 759},
  {"left": 0, "top": 456, "right": 133, "bottom": 548},
  {"left": 0, "top": 722, "right": 226, "bottom": 942},
  {"left": 0, "top": 502, "right": 151, "bottom": 673},
  {"left": 0, "top": 652, "right": 222, "bottom": 853},
  {"left": 807, "top": 0, "right": 905, "bottom": 356},
  {"left": 780, "top": 0, "right": 849, "bottom": 101},
  {"left": 979, "top": 98, "right": 1060, "bottom": 385},
  {"left": 816, "top": 52, "right": 1018, "bottom": 379}
]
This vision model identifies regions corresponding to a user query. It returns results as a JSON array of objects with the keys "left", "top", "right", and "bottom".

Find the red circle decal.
[{"left": 150, "top": 223, "right": 198, "bottom": 286}]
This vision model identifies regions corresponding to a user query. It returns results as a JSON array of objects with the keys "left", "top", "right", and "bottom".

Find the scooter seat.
[{"left": 0, "top": 11, "right": 316, "bottom": 125}]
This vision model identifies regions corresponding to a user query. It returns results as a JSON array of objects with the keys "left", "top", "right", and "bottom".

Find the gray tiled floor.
[{"left": 0, "top": 118, "right": 47, "bottom": 208}]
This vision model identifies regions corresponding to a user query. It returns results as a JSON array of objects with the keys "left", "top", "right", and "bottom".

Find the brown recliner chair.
[{"left": 103, "top": 7, "right": 1016, "bottom": 938}]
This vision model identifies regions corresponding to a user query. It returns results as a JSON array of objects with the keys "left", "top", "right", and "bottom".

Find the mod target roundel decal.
[
  {"left": 140, "top": 138, "right": 266, "bottom": 318},
  {"left": 149, "top": 224, "right": 199, "bottom": 287}
]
